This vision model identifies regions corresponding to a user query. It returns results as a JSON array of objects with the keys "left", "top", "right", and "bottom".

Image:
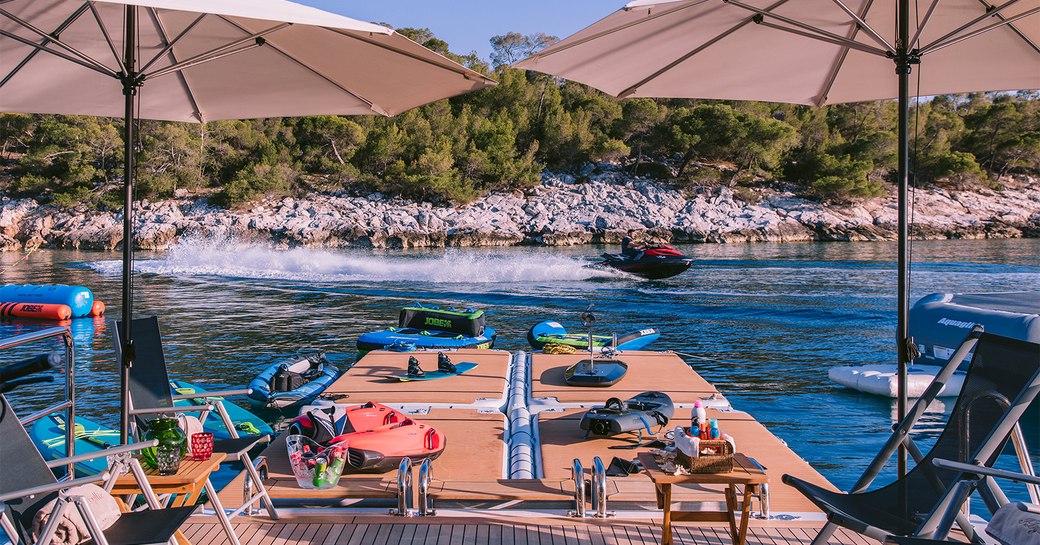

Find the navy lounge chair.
[
  {"left": 784, "top": 330, "right": 1040, "bottom": 544},
  {"left": 0, "top": 394, "right": 193, "bottom": 545}
]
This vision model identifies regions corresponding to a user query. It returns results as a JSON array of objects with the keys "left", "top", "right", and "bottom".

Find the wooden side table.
[
  {"left": 110, "top": 453, "right": 240, "bottom": 545},
  {"left": 637, "top": 451, "right": 768, "bottom": 545},
  {"left": 111, "top": 453, "right": 226, "bottom": 506}
]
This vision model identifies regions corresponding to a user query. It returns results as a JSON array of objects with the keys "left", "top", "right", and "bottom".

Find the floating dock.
[{"left": 217, "top": 348, "right": 876, "bottom": 544}]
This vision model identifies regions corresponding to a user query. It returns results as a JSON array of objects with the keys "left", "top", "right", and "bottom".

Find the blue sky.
[{"left": 300, "top": 1, "right": 620, "bottom": 61}]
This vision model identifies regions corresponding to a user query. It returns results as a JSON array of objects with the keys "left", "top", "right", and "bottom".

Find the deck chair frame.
[
  {"left": 0, "top": 394, "right": 184, "bottom": 545},
  {"left": 797, "top": 327, "right": 1040, "bottom": 545},
  {"left": 113, "top": 316, "right": 279, "bottom": 523}
]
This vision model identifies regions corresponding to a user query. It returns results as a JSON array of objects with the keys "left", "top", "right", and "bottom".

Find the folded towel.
[
  {"left": 32, "top": 484, "right": 120, "bottom": 545},
  {"left": 986, "top": 502, "right": 1040, "bottom": 545}
]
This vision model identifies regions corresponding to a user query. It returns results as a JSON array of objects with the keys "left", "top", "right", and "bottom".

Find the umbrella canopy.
[
  {"left": 1, "top": 0, "right": 494, "bottom": 119},
  {"left": 515, "top": 0, "right": 1039, "bottom": 105},
  {"left": 517, "top": 0, "right": 1039, "bottom": 477},
  {"left": 1, "top": 0, "right": 495, "bottom": 442}
]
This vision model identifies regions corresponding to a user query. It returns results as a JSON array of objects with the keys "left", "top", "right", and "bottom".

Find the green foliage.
[{"left": 2, "top": 29, "right": 1036, "bottom": 209}]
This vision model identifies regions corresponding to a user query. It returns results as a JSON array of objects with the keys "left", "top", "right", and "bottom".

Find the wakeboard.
[{"left": 387, "top": 362, "right": 478, "bottom": 382}]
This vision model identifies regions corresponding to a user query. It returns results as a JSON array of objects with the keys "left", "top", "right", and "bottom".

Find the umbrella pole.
[
  {"left": 895, "top": 0, "right": 919, "bottom": 482},
  {"left": 118, "top": 5, "right": 139, "bottom": 445}
]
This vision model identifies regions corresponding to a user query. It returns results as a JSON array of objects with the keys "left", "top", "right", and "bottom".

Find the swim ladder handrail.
[
  {"left": 571, "top": 458, "right": 585, "bottom": 518},
  {"left": 395, "top": 457, "right": 414, "bottom": 516}
]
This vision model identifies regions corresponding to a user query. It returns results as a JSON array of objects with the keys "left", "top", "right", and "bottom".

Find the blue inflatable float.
[{"left": 0, "top": 284, "right": 95, "bottom": 317}]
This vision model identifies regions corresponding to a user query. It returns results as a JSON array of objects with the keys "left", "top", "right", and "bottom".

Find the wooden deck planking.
[
  {"left": 530, "top": 351, "right": 718, "bottom": 404},
  {"left": 325, "top": 349, "right": 512, "bottom": 405},
  {"left": 171, "top": 520, "right": 881, "bottom": 545}
]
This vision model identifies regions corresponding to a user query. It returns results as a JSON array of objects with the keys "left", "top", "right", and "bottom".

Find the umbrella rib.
[
  {"left": 144, "top": 22, "right": 291, "bottom": 80},
  {"left": 139, "top": 13, "right": 207, "bottom": 74},
  {"left": 918, "top": 0, "right": 1023, "bottom": 53},
  {"left": 325, "top": 28, "right": 495, "bottom": 84},
  {"left": 814, "top": 0, "right": 880, "bottom": 107},
  {"left": 143, "top": 8, "right": 205, "bottom": 123},
  {"left": 616, "top": 0, "right": 792, "bottom": 99},
  {"left": 0, "top": 2, "right": 91, "bottom": 88},
  {"left": 974, "top": 0, "right": 1040, "bottom": 54},
  {"left": 86, "top": 1, "right": 125, "bottom": 72},
  {"left": 921, "top": 6, "right": 1040, "bottom": 55},
  {"left": 0, "top": 28, "right": 116, "bottom": 79},
  {"left": 909, "top": 0, "right": 942, "bottom": 50},
  {"left": 827, "top": 0, "right": 895, "bottom": 53},
  {"left": 215, "top": 15, "right": 388, "bottom": 115},
  {"left": 0, "top": 7, "right": 117, "bottom": 77},
  {"left": 522, "top": 0, "right": 702, "bottom": 62},
  {"left": 725, "top": 0, "right": 889, "bottom": 57}
]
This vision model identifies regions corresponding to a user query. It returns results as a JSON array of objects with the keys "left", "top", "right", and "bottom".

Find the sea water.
[{"left": 1, "top": 237, "right": 1037, "bottom": 504}]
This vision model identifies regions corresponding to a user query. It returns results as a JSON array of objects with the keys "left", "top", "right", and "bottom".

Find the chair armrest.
[
  {"left": 0, "top": 473, "right": 109, "bottom": 502},
  {"left": 44, "top": 440, "right": 157, "bottom": 469},
  {"left": 130, "top": 405, "right": 215, "bottom": 416},
  {"left": 171, "top": 388, "right": 252, "bottom": 401},
  {"left": 932, "top": 458, "right": 1040, "bottom": 485}
]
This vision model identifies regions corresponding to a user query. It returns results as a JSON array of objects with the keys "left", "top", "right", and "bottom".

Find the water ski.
[
  {"left": 564, "top": 358, "right": 628, "bottom": 387},
  {"left": 387, "top": 354, "right": 478, "bottom": 382}
]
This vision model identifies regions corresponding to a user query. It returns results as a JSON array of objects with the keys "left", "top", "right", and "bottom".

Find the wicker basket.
[{"left": 676, "top": 439, "right": 734, "bottom": 473}]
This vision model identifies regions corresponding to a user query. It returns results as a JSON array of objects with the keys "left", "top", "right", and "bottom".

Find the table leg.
[
  {"left": 661, "top": 483, "right": 673, "bottom": 545},
  {"left": 725, "top": 485, "right": 738, "bottom": 542},
  {"left": 736, "top": 485, "right": 754, "bottom": 545}
]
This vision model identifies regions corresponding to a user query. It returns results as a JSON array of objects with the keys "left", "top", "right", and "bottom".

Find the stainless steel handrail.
[
  {"left": 395, "top": 457, "right": 413, "bottom": 516},
  {"left": 2, "top": 327, "right": 75, "bottom": 475},
  {"left": 747, "top": 457, "right": 770, "bottom": 519},
  {"left": 418, "top": 458, "right": 435, "bottom": 516},
  {"left": 571, "top": 458, "right": 585, "bottom": 518},
  {"left": 591, "top": 456, "right": 609, "bottom": 518}
]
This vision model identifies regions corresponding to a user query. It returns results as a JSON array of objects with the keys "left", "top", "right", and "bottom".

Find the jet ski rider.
[{"left": 621, "top": 229, "right": 644, "bottom": 260}]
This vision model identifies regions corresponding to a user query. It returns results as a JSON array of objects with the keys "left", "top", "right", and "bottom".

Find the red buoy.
[
  {"left": 0, "top": 302, "right": 73, "bottom": 321},
  {"left": 90, "top": 300, "right": 106, "bottom": 317}
]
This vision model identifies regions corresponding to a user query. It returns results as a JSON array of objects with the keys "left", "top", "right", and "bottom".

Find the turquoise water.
[{"left": 1, "top": 237, "right": 1038, "bottom": 505}]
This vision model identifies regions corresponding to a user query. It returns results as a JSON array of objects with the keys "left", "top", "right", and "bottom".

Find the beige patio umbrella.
[
  {"left": 1, "top": 0, "right": 495, "bottom": 441},
  {"left": 517, "top": 0, "right": 1039, "bottom": 475}
]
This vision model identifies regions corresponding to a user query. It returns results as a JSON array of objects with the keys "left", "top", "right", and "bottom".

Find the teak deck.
[
  {"left": 178, "top": 519, "right": 882, "bottom": 545},
  {"left": 217, "top": 348, "right": 861, "bottom": 542}
]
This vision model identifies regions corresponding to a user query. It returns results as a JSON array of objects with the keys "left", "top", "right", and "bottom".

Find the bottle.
[
  {"left": 694, "top": 400, "right": 707, "bottom": 435},
  {"left": 709, "top": 419, "right": 720, "bottom": 439},
  {"left": 690, "top": 400, "right": 702, "bottom": 436}
]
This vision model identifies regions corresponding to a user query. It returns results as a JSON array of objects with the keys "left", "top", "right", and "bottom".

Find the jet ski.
[{"left": 601, "top": 245, "right": 693, "bottom": 280}]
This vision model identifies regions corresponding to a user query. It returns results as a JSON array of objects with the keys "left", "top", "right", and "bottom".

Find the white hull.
[{"left": 828, "top": 364, "right": 965, "bottom": 398}]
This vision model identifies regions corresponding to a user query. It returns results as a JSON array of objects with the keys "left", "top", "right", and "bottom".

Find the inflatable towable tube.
[
  {"left": 0, "top": 284, "right": 95, "bottom": 317},
  {"left": 0, "top": 302, "right": 73, "bottom": 321},
  {"left": 527, "top": 320, "right": 660, "bottom": 352},
  {"left": 357, "top": 303, "right": 496, "bottom": 356}
]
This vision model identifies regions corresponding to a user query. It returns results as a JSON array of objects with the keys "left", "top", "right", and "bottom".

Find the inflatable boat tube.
[
  {"left": 0, "top": 284, "right": 94, "bottom": 317},
  {"left": 30, "top": 413, "right": 117, "bottom": 477},
  {"left": 356, "top": 326, "right": 496, "bottom": 356},
  {"left": 329, "top": 418, "right": 445, "bottom": 474},
  {"left": 828, "top": 364, "right": 965, "bottom": 398},
  {"left": 171, "top": 380, "right": 274, "bottom": 438},
  {"left": 910, "top": 292, "right": 1040, "bottom": 369},
  {"left": 247, "top": 353, "right": 340, "bottom": 409},
  {"left": 580, "top": 391, "right": 675, "bottom": 437},
  {"left": 0, "top": 302, "right": 72, "bottom": 321},
  {"left": 527, "top": 320, "right": 660, "bottom": 352}
]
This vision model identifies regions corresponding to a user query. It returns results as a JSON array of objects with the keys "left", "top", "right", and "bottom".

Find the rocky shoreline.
[{"left": 2, "top": 169, "right": 1038, "bottom": 252}]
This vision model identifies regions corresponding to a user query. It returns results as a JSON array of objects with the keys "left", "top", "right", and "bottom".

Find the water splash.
[{"left": 87, "top": 238, "right": 618, "bottom": 283}]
